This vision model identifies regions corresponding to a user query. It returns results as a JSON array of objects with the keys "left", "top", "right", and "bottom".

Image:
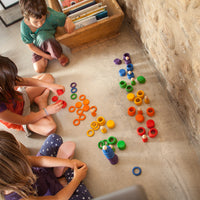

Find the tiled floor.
[{"left": 0, "top": 19, "right": 200, "bottom": 200}]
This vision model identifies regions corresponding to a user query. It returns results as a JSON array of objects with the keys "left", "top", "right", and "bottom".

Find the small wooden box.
[{"left": 48, "top": 0, "right": 124, "bottom": 51}]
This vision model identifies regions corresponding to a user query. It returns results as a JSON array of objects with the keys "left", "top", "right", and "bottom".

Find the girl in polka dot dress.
[{"left": 1, "top": 132, "right": 92, "bottom": 200}]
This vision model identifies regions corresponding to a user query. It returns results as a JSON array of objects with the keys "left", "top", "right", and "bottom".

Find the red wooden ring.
[
  {"left": 146, "top": 119, "right": 155, "bottom": 129},
  {"left": 137, "top": 127, "right": 146, "bottom": 136},
  {"left": 148, "top": 128, "right": 158, "bottom": 138}
]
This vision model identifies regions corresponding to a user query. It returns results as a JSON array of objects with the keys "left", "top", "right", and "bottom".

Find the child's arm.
[
  {"left": 27, "top": 156, "right": 85, "bottom": 169},
  {"left": 64, "top": 17, "right": 75, "bottom": 33},
  {"left": 16, "top": 77, "right": 65, "bottom": 95},
  {"left": 0, "top": 101, "right": 63, "bottom": 125},
  {"left": 27, "top": 43, "right": 54, "bottom": 60},
  {"left": 24, "top": 156, "right": 88, "bottom": 200}
]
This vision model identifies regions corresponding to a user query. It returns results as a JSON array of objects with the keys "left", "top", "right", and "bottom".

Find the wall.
[{"left": 117, "top": 0, "right": 200, "bottom": 138}]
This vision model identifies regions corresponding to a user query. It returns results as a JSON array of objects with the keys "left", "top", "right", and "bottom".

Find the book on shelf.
[
  {"left": 67, "top": 2, "right": 102, "bottom": 18},
  {"left": 74, "top": 15, "right": 97, "bottom": 29},
  {"left": 58, "top": 0, "right": 85, "bottom": 9},
  {"left": 69, "top": 5, "right": 107, "bottom": 22}
]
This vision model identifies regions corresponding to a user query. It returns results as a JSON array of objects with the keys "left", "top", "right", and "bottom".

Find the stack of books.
[{"left": 58, "top": 0, "right": 109, "bottom": 30}]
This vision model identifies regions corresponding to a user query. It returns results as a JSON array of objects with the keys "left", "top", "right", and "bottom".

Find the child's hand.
[
  {"left": 64, "top": 17, "right": 75, "bottom": 33},
  {"left": 46, "top": 101, "right": 63, "bottom": 115},
  {"left": 46, "top": 54, "right": 54, "bottom": 60},
  {"left": 49, "top": 84, "right": 65, "bottom": 95},
  {"left": 70, "top": 159, "right": 86, "bottom": 169},
  {"left": 73, "top": 164, "right": 88, "bottom": 182}
]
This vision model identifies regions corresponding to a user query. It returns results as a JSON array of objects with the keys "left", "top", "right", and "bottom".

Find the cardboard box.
[{"left": 48, "top": 0, "right": 124, "bottom": 51}]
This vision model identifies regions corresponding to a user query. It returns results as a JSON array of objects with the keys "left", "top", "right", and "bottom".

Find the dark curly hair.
[{"left": 19, "top": 0, "right": 48, "bottom": 19}]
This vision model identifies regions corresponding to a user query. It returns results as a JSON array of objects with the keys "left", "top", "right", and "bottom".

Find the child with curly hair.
[{"left": 19, "top": 0, "right": 75, "bottom": 73}]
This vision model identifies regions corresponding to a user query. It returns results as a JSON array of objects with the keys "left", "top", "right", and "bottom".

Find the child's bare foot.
[
  {"left": 34, "top": 89, "right": 50, "bottom": 105},
  {"left": 58, "top": 54, "right": 69, "bottom": 66}
]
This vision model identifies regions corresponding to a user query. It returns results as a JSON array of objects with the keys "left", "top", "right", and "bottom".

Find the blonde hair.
[{"left": 0, "top": 131, "right": 37, "bottom": 198}]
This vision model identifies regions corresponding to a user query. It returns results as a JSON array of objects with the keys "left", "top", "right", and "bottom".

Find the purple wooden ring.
[{"left": 70, "top": 82, "right": 77, "bottom": 88}]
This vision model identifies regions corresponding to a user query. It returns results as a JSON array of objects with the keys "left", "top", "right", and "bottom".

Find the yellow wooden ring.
[
  {"left": 97, "top": 116, "right": 106, "bottom": 126},
  {"left": 137, "top": 90, "right": 144, "bottom": 99},
  {"left": 134, "top": 97, "right": 143, "bottom": 106},
  {"left": 127, "top": 93, "right": 135, "bottom": 101},
  {"left": 87, "top": 129, "right": 95, "bottom": 137},
  {"left": 107, "top": 120, "right": 115, "bottom": 129}
]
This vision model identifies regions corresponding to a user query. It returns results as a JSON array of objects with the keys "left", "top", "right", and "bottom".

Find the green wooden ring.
[
  {"left": 107, "top": 136, "right": 117, "bottom": 145},
  {"left": 71, "top": 93, "right": 77, "bottom": 100}
]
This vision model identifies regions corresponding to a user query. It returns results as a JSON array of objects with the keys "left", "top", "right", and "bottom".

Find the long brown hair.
[
  {"left": 0, "top": 56, "right": 23, "bottom": 103},
  {"left": 0, "top": 131, "right": 37, "bottom": 198},
  {"left": 19, "top": 0, "right": 47, "bottom": 19}
]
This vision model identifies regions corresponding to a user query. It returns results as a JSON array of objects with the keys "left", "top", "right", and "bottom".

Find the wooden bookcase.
[{"left": 48, "top": 0, "right": 124, "bottom": 51}]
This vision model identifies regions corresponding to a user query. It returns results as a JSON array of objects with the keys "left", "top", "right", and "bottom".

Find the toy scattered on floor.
[
  {"left": 90, "top": 121, "right": 100, "bottom": 131},
  {"left": 128, "top": 106, "right": 136, "bottom": 116},
  {"left": 117, "top": 140, "right": 126, "bottom": 150},
  {"left": 119, "top": 80, "right": 127, "bottom": 88},
  {"left": 108, "top": 136, "right": 117, "bottom": 145},
  {"left": 137, "top": 127, "right": 146, "bottom": 136},
  {"left": 144, "top": 96, "right": 150, "bottom": 104},
  {"left": 146, "top": 107, "right": 155, "bottom": 117},
  {"left": 127, "top": 63, "right": 134, "bottom": 71},
  {"left": 137, "top": 76, "right": 146, "bottom": 84},
  {"left": 87, "top": 129, "right": 95, "bottom": 137},
  {"left": 135, "top": 113, "right": 144, "bottom": 123},
  {"left": 107, "top": 120, "right": 115, "bottom": 129},
  {"left": 146, "top": 119, "right": 155, "bottom": 129},
  {"left": 134, "top": 97, "right": 143, "bottom": 106},
  {"left": 148, "top": 128, "right": 158, "bottom": 138},
  {"left": 123, "top": 53, "right": 132, "bottom": 64},
  {"left": 90, "top": 106, "right": 97, "bottom": 117},
  {"left": 52, "top": 96, "right": 58, "bottom": 102},
  {"left": 127, "top": 93, "right": 135, "bottom": 101},
  {"left": 57, "top": 89, "right": 64, "bottom": 96},
  {"left": 142, "top": 135, "right": 148, "bottom": 142},
  {"left": 114, "top": 58, "right": 122, "bottom": 65},
  {"left": 132, "top": 166, "right": 142, "bottom": 176},
  {"left": 137, "top": 107, "right": 143, "bottom": 115},
  {"left": 131, "top": 78, "right": 136, "bottom": 85},
  {"left": 70, "top": 82, "right": 78, "bottom": 100},
  {"left": 137, "top": 90, "right": 145, "bottom": 99},
  {"left": 119, "top": 69, "right": 126, "bottom": 76},
  {"left": 127, "top": 71, "right": 134, "bottom": 79},
  {"left": 102, "top": 145, "right": 118, "bottom": 165},
  {"left": 97, "top": 116, "right": 106, "bottom": 126},
  {"left": 100, "top": 126, "right": 107, "bottom": 133},
  {"left": 126, "top": 85, "right": 133, "bottom": 92}
]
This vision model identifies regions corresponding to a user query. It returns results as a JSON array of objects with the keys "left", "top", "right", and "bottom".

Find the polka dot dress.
[{"left": 65, "top": 168, "right": 93, "bottom": 200}]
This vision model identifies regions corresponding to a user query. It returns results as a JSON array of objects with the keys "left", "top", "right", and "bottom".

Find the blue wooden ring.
[
  {"left": 132, "top": 166, "right": 142, "bottom": 176},
  {"left": 71, "top": 87, "right": 77, "bottom": 93}
]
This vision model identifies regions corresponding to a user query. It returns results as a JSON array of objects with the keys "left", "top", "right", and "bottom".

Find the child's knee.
[
  {"left": 44, "top": 73, "right": 55, "bottom": 83},
  {"left": 45, "top": 122, "right": 57, "bottom": 136}
]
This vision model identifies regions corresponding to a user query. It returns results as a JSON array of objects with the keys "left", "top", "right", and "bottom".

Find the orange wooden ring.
[
  {"left": 91, "top": 111, "right": 97, "bottom": 117},
  {"left": 83, "top": 99, "right": 90, "bottom": 105},
  {"left": 90, "top": 106, "right": 97, "bottom": 112},
  {"left": 83, "top": 104, "right": 90, "bottom": 112},
  {"left": 128, "top": 107, "right": 136, "bottom": 116},
  {"left": 79, "top": 94, "right": 86, "bottom": 101},
  {"left": 69, "top": 106, "right": 76, "bottom": 112},
  {"left": 76, "top": 108, "right": 83, "bottom": 115},
  {"left": 146, "top": 107, "right": 155, "bottom": 117},
  {"left": 79, "top": 113, "right": 86, "bottom": 121},
  {"left": 73, "top": 119, "right": 80, "bottom": 126},
  {"left": 75, "top": 102, "right": 82, "bottom": 108},
  {"left": 135, "top": 114, "right": 144, "bottom": 123},
  {"left": 87, "top": 129, "right": 95, "bottom": 137}
]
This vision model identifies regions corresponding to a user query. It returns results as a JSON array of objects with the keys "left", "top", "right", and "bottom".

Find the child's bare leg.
[
  {"left": 33, "top": 57, "right": 48, "bottom": 73},
  {"left": 26, "top": 73, "right": 54, "bottom": 104},
  {"left": 28, "top": 89, "right": 56, "bottom": 136}
]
